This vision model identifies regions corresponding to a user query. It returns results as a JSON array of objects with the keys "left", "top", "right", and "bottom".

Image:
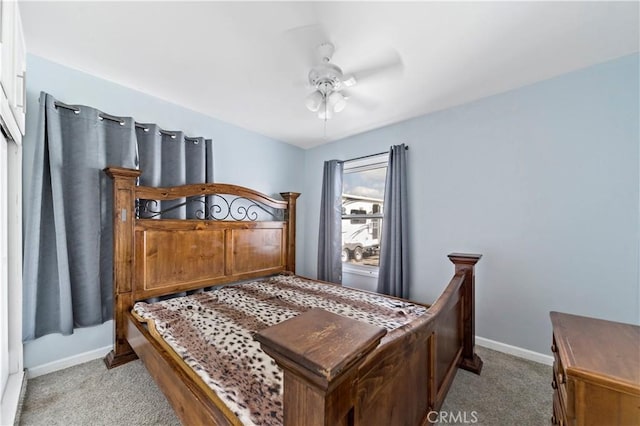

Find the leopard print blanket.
[{"left": 133, "top": 274, "right": 428, "bottom": 425}]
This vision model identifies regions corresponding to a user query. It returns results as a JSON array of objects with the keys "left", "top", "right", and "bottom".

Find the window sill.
[{"left": 342, "top": 263, "right": 379, "bottom": 278}]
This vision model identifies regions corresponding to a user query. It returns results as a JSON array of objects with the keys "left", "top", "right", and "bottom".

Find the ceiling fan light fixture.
[
  {"left": 305, "top": 91, "right": 323, "bottom": 112},
  {"left": 328, "top": 91, "right": 347, "bottom": 113},
  {"left": 317, "top": 100, "right": 333, "bottom": 120}
]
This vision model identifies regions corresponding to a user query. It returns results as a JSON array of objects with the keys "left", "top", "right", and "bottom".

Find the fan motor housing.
[{"left": 309, "top": 63, "right": 344, "bottom": 91}]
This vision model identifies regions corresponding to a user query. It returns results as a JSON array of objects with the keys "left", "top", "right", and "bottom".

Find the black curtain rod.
[
  {"left": 340, "top": 145, "right": 408, "bottom": 164},
  {"left": 53, "top": 101, "right": 201, "bottom": 142}
]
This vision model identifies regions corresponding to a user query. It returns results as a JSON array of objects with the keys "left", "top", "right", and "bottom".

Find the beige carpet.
[
  {"left": 19, "top": 346, "right": 551, "bottom": 426},
  {"left": 19, "top": 358, "right": 180, "bottom": 426},
  {"left": 438, "top": 347, "right": 552, "bottom": 425}
]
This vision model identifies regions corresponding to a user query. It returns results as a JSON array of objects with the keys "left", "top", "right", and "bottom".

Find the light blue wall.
[
  {"left": 302, "top": 54, "right": 640, "bottom": 355},
  {"left": 22, "top": 55, "right": 305, "bottom": 369},
  {"left": 23, "top": 53, "right": 639, "bottom": 369}
]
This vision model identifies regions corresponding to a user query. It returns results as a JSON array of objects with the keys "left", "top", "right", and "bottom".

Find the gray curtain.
[
  {"left": 136, "top": 124, "right": 214, "bottom": 219},
  {"left": 23, "top": 92, "right": 213, "bottom": 340},
  {"left": 317, "top": 160, "right": 343, "bottom": 284},
  {"left": 377, "top": 144, "right": 408, "bottom": 298}
]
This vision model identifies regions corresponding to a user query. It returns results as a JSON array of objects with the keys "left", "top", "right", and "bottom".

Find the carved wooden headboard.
[{"left": 104, "top": 166, "right": 300, "bottom": 367}]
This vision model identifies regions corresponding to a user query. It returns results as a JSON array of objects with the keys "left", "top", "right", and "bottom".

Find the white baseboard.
[
  {"left": 476, "top": 336, "right": 553, "bottom": 366},
  {"left": 26, "top": 345, "right": 112, "bottom": 379},
  {"left": 22, "top": 337, "right": 551, "bottom": 380},
  {"left": 0, "top": 370, "right": 25, "bottom": 426}
]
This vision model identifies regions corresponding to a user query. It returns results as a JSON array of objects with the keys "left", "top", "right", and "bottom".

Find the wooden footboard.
[{"left": 257, "top": 254, "right": 482, "bottom": 426}]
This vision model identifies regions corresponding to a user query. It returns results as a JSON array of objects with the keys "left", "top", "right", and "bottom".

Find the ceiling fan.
[
  {"left": 303, "top": 41, "right": 403, "bottom": 120},
  {"left": 304, "top": 42, "right": 354, "bottom": 120}
]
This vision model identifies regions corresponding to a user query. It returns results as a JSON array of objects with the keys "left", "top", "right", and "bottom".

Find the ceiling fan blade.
[
  {"left": 283, "top": 23, "right": 331, "bottom": 67},
  {"left": 349, "top": 97, "right": 380, "bottom": 112},
  {"left": 342, "top": 74, "right": 357, "bottom": 88},
  {"left": 342, "top": 90, "right": 379, "bottom": 111},
  {"left": 348, "top": 48, "right": 404, "bottom": 85}
]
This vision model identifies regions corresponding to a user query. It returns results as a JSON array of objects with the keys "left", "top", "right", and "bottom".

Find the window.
[
  {"left": 349, "top": 209, "right": 366, "bottom": 224},
  {"left": 341, "top": 153, "right": 388, "bottom": 268}
]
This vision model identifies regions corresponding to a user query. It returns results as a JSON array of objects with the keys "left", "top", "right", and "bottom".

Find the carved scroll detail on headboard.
[{"left": 136, "top": 195, "right": 284, "bottom": 221}]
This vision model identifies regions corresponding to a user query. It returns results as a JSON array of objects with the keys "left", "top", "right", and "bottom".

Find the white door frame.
[{"left": 0, "top": 134, "right": 24, "bottom": 425}]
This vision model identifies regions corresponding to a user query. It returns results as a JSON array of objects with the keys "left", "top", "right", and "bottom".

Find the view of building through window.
[{"left": 341, "top": 155, "right": 388, "bottom": 267}]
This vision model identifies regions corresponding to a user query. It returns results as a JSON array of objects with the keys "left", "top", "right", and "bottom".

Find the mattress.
[{"left": 133, "top": 274, "right": 428, "bottom": 425}]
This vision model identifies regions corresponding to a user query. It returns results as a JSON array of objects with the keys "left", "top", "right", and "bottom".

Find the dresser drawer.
[
  {"left": 551, "top": 336, "right": 565, "bottom": 380},
  {"left": 550, "top": 312, "right": 640, "bottom": 426},
  {"left": 551, "top": 338, "right": 568, "bottom": 401},
  {"left": 552, "top": 365, "right": 569, "bottom": 425},
  {"left": 552, "top": 333, "right": 574, "bottom": 424},
  {"left": 552, "top": 389, "right": 567, "bottom": 426}
]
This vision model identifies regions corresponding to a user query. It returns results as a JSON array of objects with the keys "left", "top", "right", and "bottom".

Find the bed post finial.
[
  {"left": 448, "top": 252, "right": 483, "bottom": 374},
  {"left": 104, "top": 166, "right": 141, "bottom": 369},
  {"left": 280, "top": 192, "right": 300, "bottom": 273}
]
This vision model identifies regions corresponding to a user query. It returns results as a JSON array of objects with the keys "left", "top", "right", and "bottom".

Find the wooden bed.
[{"left": 103, "top": 166, "right": 483, "bottom": 425}]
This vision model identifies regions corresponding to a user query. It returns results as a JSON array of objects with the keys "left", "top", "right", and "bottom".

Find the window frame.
[{"left": 341, "top": 153, "right": 388, "bottom": 274}]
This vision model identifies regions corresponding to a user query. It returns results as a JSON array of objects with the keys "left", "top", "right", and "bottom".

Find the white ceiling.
[{"left": 20, "top": 1, "right": 639, "bottom": 148}]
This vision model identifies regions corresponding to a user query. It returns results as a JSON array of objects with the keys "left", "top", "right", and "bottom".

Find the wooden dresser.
[{"left": 550, "top": 312, "right": 640, "bottom": 426}]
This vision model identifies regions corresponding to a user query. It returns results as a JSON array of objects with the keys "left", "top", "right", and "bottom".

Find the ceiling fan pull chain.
[{"left": 324, "top": 101, "right": 328, "bottom": 137}]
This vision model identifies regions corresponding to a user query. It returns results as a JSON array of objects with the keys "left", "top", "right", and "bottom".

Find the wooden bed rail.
[{"left": 257, "top": 253, "right": 482, "bottom": 425}]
